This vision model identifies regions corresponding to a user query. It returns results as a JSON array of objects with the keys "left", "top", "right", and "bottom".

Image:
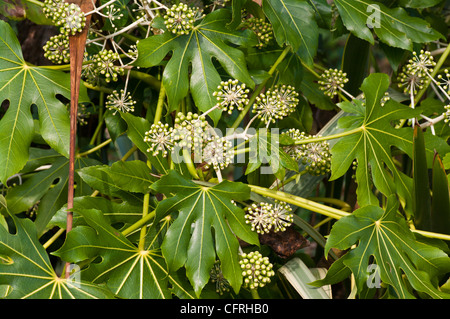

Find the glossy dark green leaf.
[
  {"left": 334, "top": 0, "right": 442, "bottom": 50},
  {"left": 412, "top": 125, "right": 432, "bottom": 231},
  {"left": 331, "top": 73, "right": 450, "bottom": 213},
  {"left": 341, "top": 34, "right": 370, "bottom": 96},
  {"left": 398, "top": 0, "right": 443, "bottom": 8},
  {"left": 150, "top": 170, "right": 259, "bottom": 296},
  {"left": 262, "top": 0, "right": 318, "bottom": 65},
  {"left": 431, "top": 154, "right": 450, "bottom": 235},
  {"left": 135, "top": 9, "right": 256, "bottom": 124},
  {"left": 54, "top": 208, "right": 193, "bottom": 299},
  {"left": 5, "top": 157, "right": 98, "bottom": 235},
  {"left": 321, "top": 195, "right": 450, "bottom": 299},
  {"left": 0, "top": 20, "right": 89, "bottom": 184},
  {"left": 0, "top": 196, "right": 115, "bottom": 299}
]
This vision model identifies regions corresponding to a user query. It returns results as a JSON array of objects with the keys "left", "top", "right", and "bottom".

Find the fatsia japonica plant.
[{"left": 0, "top": 0, "right": 450, "bottom": 300}]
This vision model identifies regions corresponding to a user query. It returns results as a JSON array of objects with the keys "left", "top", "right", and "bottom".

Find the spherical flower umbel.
[
  {"left": 318, "top": 68, "right": 349, "bottom": 97},
  {"left": 92, "top": 50, "right": 124, "bottom": 83},
  {"left": 253, "top": 85, "right": 299, "bottom": 125},
  {"left": 281, "top": 128, "right": 304, "bottom": 160},
  {"left": 245, "top": 201, "right": 293, "bottom": 234},
  {"left": 144, "top": 122, "right": 174, "bottom": 157},
  {"left": 164, "top": 3, "right": 200, "bottom": 35},
  {"left": 437, "top": 69, "right": 450, "bottom": 94},
  {"left": 57, "top": 3, "right": 86, "bottom": 36},
  {"left": 105, "top": 89, "right": 137, "bottom": 115},
  {"left": 407, "top": 50, "right": 436, "bottom": 75},
  {"left": 43, "top": 34, "right": 70, "bottom": 64},
  {"left": 269, "top": 200, "right": 294, "bottom": 233},
  {"left": 43, "top": 0, "right": 68, "bottom": 23},
  {"left": 273, "top": 84, "right": 300, "bottom": 111},
  {"left": 213, "top": 79, "right": 250, "bottom": 114},
  {"left": 298, "top": 134, "right": 332, "bottom": 176},
  {"left": 397, "top": 65, "right": 427, "bottom": 94},
  {"left": 210, "top": 260, "right": 231, "bottom": 296},
  {"left": 443, "top": 104, "right": 450, "bottom": 126},
  {"left": 202, "top": 137, "right": 234, "bottom": 170},
  {"left": 172, "top": 112, "right": 208, "bottom": 150},
  {"left": 283, "top": 130, "right": 332, "bottom": 176},
  {"left": 245, "top": 203, "right": 273, "bottom": 234},
  {"left": 239, "top": 251, "right": 275, "bottom": 290},
  {"left": 244, "top": 17, "right": 273, "bottom": 49}
]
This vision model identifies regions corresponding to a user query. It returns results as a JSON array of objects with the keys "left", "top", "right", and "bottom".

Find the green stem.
[
  {"left": 154, "top": 83, "right": 166, "bottom": 124},
  {"left": 248, "top": 184, "right": 350, "bottom": 220},
  {"left": 231, "top": 46, "right": 292, "bottom": 129},
  {"left": 250, "top": 289, "right": 261, "bottom": 299},
  {"left": 183, "top": 148, "right": 199, "bottom": 179},
  {"left": 121, "top": 145, "right": 138, "bottom": 162},
  {"left": 83, "top": 81, "right": 115, "bottom": 94},
  {"left": 25, "top": 0, "right": 44, "bottom": 7},
  {"left": 416, "top": 44, "right": 450, "bottom": 102},
  {"left": 122, "top": 210, "right": 156, "bottom": 237},
  {"left": 293, "top": 126, "right": 363, "bottom": 145},
  {"left": 250, "top": 184, "right": 450, "bottom": 241},
  {"left": 234, "top": 147, "right": 250, "bottom": 156},
  {"left": 138, "top": 191, "right": 151, "bottom": 250},
  {"left": 89, "top": 92, "right": 105, "bottom": 145},
  {"left": 130, "top": 70, "right": 161, "bottom": 90},
  {"left": 42, "top": 228, "right": 65, "bottom": 249},
  {"left": 307, "top": 197, "right": 352, "bottom": 212},
  {"left": 77, "top": 138, "right": 112, "bottom": 157},
  {"left": 412, "top": 229, "right": 450, "bottom": 241},
  {"left": 275, "top": 171, "right": 307, "bottom": 189}
]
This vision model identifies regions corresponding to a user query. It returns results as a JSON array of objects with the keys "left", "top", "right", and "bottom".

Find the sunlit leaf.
[
  {"left": 0, "top": 20, "right": 89, "bottom": 184},
  {"left": 0, "top": 196, "right": 114, "bottom": 299},
  {"left": 54, "top": 208, "right": 194, "bottom": 299}
]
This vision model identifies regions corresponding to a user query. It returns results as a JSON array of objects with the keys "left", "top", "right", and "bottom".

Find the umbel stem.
[{"left": 65, "top": 0, "right": 93, "bottom": 279}]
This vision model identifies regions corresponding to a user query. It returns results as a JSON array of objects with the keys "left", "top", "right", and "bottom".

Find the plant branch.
[
  {"left": 293, "top": 126, "right": 363, "bottom": 145},
  {"left": 77, "top": 138, "right": 112, "bottom": 157},
  {"left": 231, "top": 45, "right": 292, "bottom": 129}
]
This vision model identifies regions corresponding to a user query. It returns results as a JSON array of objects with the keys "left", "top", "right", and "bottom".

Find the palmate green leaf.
[
  {"left": 0, "top": 20, "right": 89, "bottom": 184},
  {"left": 54, "top": 208, "right": 195, "bottom": 299},
  {"left": 5, "top": 157, "right": 99, "bottom": 235},
  {"left": 77, "top": 164, "right": 147, "bottom": 204},
  {"left": 0, "top": 196, "right": 114, "bottom": 299},
  {"left": 48, "top": 196, "right": 148, "bottom": 232},
  {"left": 262, "top": 0, "right": 318, "bottom": 65},
  {"left": 150, "top": 170, "right": 259, "bottom": 296},
  {"left": 330, "top": 73, "right": 450, "bottom": 213},
  {"left": 246, "top": 129, "right": 298, "bottom": 180},
  {"left": 316, "top": 195, "right": 450, "bottom": 299},
  {"left": 334, "top": 0, "right": 442, "bottom": 50},
  {"left": 135, "top": 9, "right": 256, "bottom": 124}
]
